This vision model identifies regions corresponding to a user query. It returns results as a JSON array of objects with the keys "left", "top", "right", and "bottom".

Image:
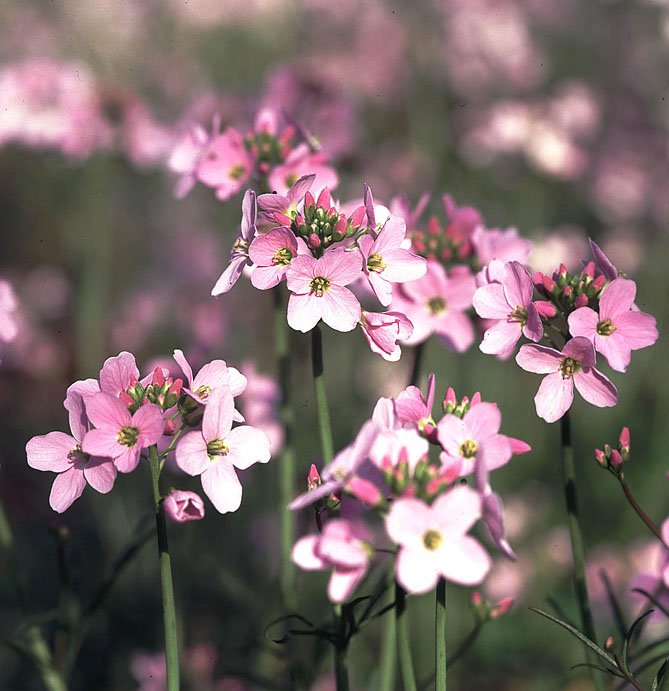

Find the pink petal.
[
  {"left": 396, "top": 547, "right": 439, "bottom": 594},
  {"left": 380, "top": 249, "right": 427, "bottom": 283},
  {"left": 614, "top": 311, "right": 658, "bottom": 350},
  {"left": 503, "top": 261, "right": 532, "bottom": 308},
  {"left": 292, "top": 535, "right": 327, "bottom": 570},
  {"left": 81, "top": 427, "right": 124, "bottom": 460},
  {"left": 202, "top": 388, "right": 234, "bottom": 442},
  {"left": 437, "top": 536, "right": 491, "bottom": 585},
  {"left": 64, "top": 381, "right": 98, "bottom": 441},
  {"left": 175, "top": 431, "right": 210, "bottom": 476},
  {"left": 479, "top": 434, "right": 513, "bottom": 472},
  {"left": 113, "top": 446, "right": 141, "bottom": 474},
  {"left": 434, "top": 312, "right": 474, "bottom": 353},
  {"left": 225, "top": 426, "right": 271, "bottom": 469},
  {"left": 523, "top": 303, "right": 543, "bottom": 342},
  {"left": 436, "top": 415, "right": 467, "bottom": 457},
  {"left": 99, "top": 352, "right": 139, "bottom": 396},
  {"left": 49, "top": 468, "right": 86, "bottom": 513},
  {"left": 516, "top": 344, "right": 562, "bottom": 374},
  {"left": 250, "top": 265, "right": 285, "bottom": 290},
  {"left": 248, "top": 227, "right": 297, "bottom": 266},
  {"left": 317, "top": 248, "right": 362, "bottom": 286},
  {"left": 201, "top": 459, "right": 243, "bottom": 514},
  {"left": 85, "top": 392, "right": 131, "bottom": 430},
  {"left": 534, "top": 372, "right": 574, "bottom": 423},
  {"left": 367, "top": 271, "right": 393, "bottom": 307},
  {"left": 133, "top": 404, "right": 165, "bottom": 448},
  {"left": 173, "top": 349, "right": 193, "bottom": 386},
  {"left": 193, "top": 360, "right": 235, "bottom": 397},
  {"left": 373, "top": 215, "right": 406, "bottom": 253},
  {"left": 568, "top": 307, "right": 599, "bottom": 341},
  {"left": 328, "top": 567, "right": 366, "bottom": 603},
  {"left": 211, "top": 256, "right": 250, "bottom": 296},
  {"left": 480, "top": 320, "right": 522, "bottom": 355},
  {"left": 84, "top": 459, "right": 117, "bottom": 494},
  {"left": 385, "top": 497, "right": 432, "bottom": 547},
  {"left": 562, "top": 337, "right": 596, "bottom": 368},
  {"left": 432, "top": 485, "right": 482, "bottom": 535},
  {"left": 287, "top": 292, "right": 322, "bottom": 332},
  {"left": 596, "top": 332, "right": 632, "bottom": 373},
  {"left": 473, "top": 284, "right": 510, "bottom": 319},
  {"left": 464, "top": 402, "right": 501, "bottom": 441},
  {"left": 574, "top": 368, "right": 617, "bottom": 408},
  {"left": 599, "top": 278, "right": 636, "bottom": 318},
  {"left": 320, "top": 286, "right": 361, "bottom": 332},
  {"left": 26, "top": 432, "right": 77, "bottom": 472}
]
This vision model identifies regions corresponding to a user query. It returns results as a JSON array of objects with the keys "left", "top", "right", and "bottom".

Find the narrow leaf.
[
  {"left": 570, "top": 662, "right": 625, "bottom": 679},
  {"left": 652, "top": 656, "right": 668, "bottom": 691},
  {"left": 600, "top": 568, "right": 628, "bottom": 639},
  {"left": 622, "top": 610, "right": 654, "bottom": 673},
  {"left": 632, "top": 588, "right": 669, "bottom": 619}
]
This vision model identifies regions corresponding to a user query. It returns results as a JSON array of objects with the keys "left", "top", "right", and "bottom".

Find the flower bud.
[
  {"left": 609, "top": 449, "right": 623, "bottom": 468},
  {"left": 534, "top": 300, "right": 557, "bottom": 319},
  {"left": 164, "top": 490, "right": 205, "bottom": 523},
  {"left": 619, "top": 427, "right": 630, "bottom": 453},
  {"left": 308, "top": 464, "right": 321, "bottom": 491},
  {"left": 574, "top": 293, "right": 588, "bottom": 308},
  {"left": 594, "top": 448, "right": 607, "bottom": 468},
  {"left": 443, "top": 387, "right": 457, "bottom": 414},
  {"left": 307, "top": 233, "right": 321, "bottom": 249}
]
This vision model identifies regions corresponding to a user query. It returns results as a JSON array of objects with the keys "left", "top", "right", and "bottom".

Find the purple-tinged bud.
[
  {"left": 619, "top": 427, "right": 630, "bottom": 453},
  {"left": 574, "top": 293, "right": 589, "bottom": 308},
  {"left": 532, "top": 271, "right": 545, "bottom": 291},
  {"left": 534, "top": 300, "right": 557, "bottom": 319},
  {"left": 591, "top": 275, "right": 606, "bottom": 292},
  {"left": 308, "top": 234, "right": 321, "bottom": 249},
  {"left": 610, "top": 450, "right": 623, "bottom": 468},
  {"left": 582, "top": 261, "right": 595, "bottom": 280},
  {"left": 542, "top": 275, "right": 557, "bottom": 294},
  {"left": 563, "top": 285, "right": 572, "bottom": 298},
  {"left": 164, "top": 490, "right": 205, "bottom": 523},
  {"left": 304, "top": 191, "right": 315, "bottom": 209}
]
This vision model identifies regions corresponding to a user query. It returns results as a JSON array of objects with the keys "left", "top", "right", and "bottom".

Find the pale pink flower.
[
  {"left": 471, "top": 226, "right": 532, "bottom": 266},
  {"left": 473, "top": 261, "right": 542, "bottom": 355},
  {"left": 268, "top": 143, "right": 338, "bottom": 197},
  {"left": 516, "top": 337, "right": 618, "bottom": 423},
  {"left": 386, "top": 486, "right": 491, "bottom": 594},
  {"left": 175, "top": 388, "right": 270, "bottom": 514},
  {"left": 395, "top": 373, "right": 435, "bottom": 428},
  {"left": 211, "top": 189, "right": 257, "bottom": 296},
  {"left": 256, "top": 174, "right": 315, "bottom": 230},
  {"left": 359, "top": 310, "right": 413, "bottom": 362},
  {"left": 196, "top": 126, "right": 252, "bottom": 200},
  {"left": 437, "top": 402, "right": 512, "bottom": 477},
  {"left": 99, "top": 351, "right": 140, "bottom": 397},
  {"left": 0, "top": 279, "right": 19, "bottom": 343},
  {"left": 286, "top": 249, "right": 362, "bottom": 332},
  {"left": 238, "top": 361, "right": 283, "bottom": 453},
  {"left": 163, "top": 490, "right": 205, "bottom": 523},
  {"left": 568, "top": 278, "right": 658, "bottom": 372},
  {"left": 358, "top": 214, "right": 426, "bottom": 306},
  {"left": 369, "top": 427, "right": 429, "bottom": 473},
  {"left": 26, "top": 390, "right": 116, "bottom": 512},
  {"left": 292, "top": 518, "right": 374, "bottom": 603},
  {"left": 249, "top": 227, "right": 308, "bottom": 290},
  {"left": 82, "top": 394, "right": 164, "bottom": 473},
  {"left": 393, "top": 263, "right": 476, "bottom": 351}
]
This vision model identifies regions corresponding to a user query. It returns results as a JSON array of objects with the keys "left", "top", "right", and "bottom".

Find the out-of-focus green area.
[{"left": 0, "top": 0, "right": 667, "bottom": 689}]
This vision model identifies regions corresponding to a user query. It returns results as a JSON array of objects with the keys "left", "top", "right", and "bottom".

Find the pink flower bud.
[
  {"left": 169, "top": 379, "right": 183, "bottom": 397},
  {"left": 163, "top": 419, "right": 176, "bottom": 436},
  {"left": 532, "top": 271, "right": 545, "bottom": 290},
  {"left": 308, "top": 464, "right": 321, "bottom": 490},
  {"left": 534, "top": 300, "right": 556, "bottom": 318},
  {"left": 152, "top": 367, "right": 165, "bottom": 388},
  {"left": 471, "top": 591, "right": 483, "bottom": 606},
  {"left": 574, "top": 293, "right": 588, "bottom": 308},
  {"left": 119, "top": 391, "right": 135, "bottom": 407},
  {"left": 594, "top": 448, "right": 606, "bottom": 465},
  {"left": 491, "top": 597, "right": 514, "bottom": 618},
  {"left": 542, "top": 275, "right": 556, "bottom": 293},
  {"left": 307, "top": 234, "right": 321, "bottom": 248},
  {"left": 582, "top": 261, "right": 595, "bottom": 279},
  {"left": 348, "top": 477, "right": 382, "bottom": 506},
  {"left": 444, "top": 387, "right": 457, "bottom": 409},
  {"left": 605, "top": 636, "right": 616, "bottom": 652},
  {"left": 509, "top": 438, "right": 531, "bottom": 455},
  {"left": 591, "top": 275, "right": 606, "bottom": 291},
  {"left": 349, "top": 205, "right": 366, "bottom": 228},
  {"left": 563, "top": 285, "right": 572, "bottom": 298},
  {"left": 304, "top": 191, "right": 315, "bottom": 209},
  {"left": 164, "top": 490, "right": 205, "bottom": 523},
  {"left": 619, "top": 427, "right": 630, "bottom": 453},
  {"left": 316, "top": 187, "right": 331, "bottom": 208},
  {"left": 610, "top": 450, "right": 623, "bottom": 468},
  {"left": 470, "top": 392, "right": 482, "bottom": 406}
]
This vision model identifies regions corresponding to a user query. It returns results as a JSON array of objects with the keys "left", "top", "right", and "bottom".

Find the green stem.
[
  {"left": 409, "top": 342, "right": 425, "bottom": 388},
  {"left": 435, "top": 578, "right": 446, "bottom": 691},
  {"left": 148, "top": 446, "right": 180, "bottom": 691},
  {"left": 311, "top": 325, "right": 334, "bottom": 464},
  {"left": 395, "top": 582, "right": 417, "bottom": 691},
  {"left": 274, "top": 287, "right": 297, "bottom": 611},
  {"left": 25, "top": 627, "right": 68, "bottom": 691},
  {"left": 377, "top": 609, "right": 396, "bottom": 691},
  {"left": 618, "top": 476, "right": 664, "bottom": 543},
  {"left": 333, "top": 604, "right": 349, "bottom": 691},
  {"left": 560, "top": 413, "right": 604, "bottom": 691}
]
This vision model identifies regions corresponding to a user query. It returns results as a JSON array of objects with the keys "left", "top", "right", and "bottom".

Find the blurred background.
[{"left": 0, "top": 0, "right": 667, "bottom": 688}]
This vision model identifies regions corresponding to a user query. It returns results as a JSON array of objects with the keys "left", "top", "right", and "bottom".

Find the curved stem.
[
  {"left": 395, "top": 582, "right": 418, "bottom": 691},
  {"left": 311, "top": 325, "right": 334, "bottom": 464},
  {"left": 435, "top": 578, "right": 447, "bottom": 691},
  {"left": 560, "top": 413, "right": 604, "bottom": 691},
  {"left": 274, "top": 287, "right": 297, "bottom": 611},
  {"left": 618, "top": 476, "right": 663, "bottom": 542},
  {"left": 148, "top": 446, "right": 180, "bottom": 691}
]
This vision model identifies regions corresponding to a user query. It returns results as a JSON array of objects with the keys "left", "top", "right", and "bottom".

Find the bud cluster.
[
  {"left": 532, "top": 261, "right": 606, "bottom": 319},
  {"left": 595, "top": 427, "right": 631, "bottom": 474}
]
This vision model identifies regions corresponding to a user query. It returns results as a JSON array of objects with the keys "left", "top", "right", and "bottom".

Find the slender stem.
[
  {"left": 435, "top": 578, "right": 447, "bottom": 691},
  {"left": 274, "top": 286, "right": 297, "bottom": 611},
  {"left": 409, "top": 342, "right": 425, "bottom": 388},
  {"left": 148, "top": 446, "right": 180, "bottom": 691},
  {"left": 311, "top": 325, "right": 334, "bottom": 464},
  {"left": 618, "top": 476, "right": 664, "bottom": 542},
  {"left": 333, "top": 604, "right": 349, "bottom": 691},
  {"left": 560, "top": 413, "right": 605, "bottom": 691},
  {"left": 25, "top": 627, "right": 68, "bottom": 691},
  {"left": 378, "top": 606, "right": 396, "bottom": 691},
  {"left": 395, "top": 582, "right": 418, "bottom": 691}
]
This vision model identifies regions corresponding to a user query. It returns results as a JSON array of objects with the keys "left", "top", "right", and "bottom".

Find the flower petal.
[{"left": 201, "top": 459, "right": 243, "bottom": 514}]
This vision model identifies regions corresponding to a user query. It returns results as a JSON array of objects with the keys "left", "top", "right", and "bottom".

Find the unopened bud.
[
  {"left": 307, "top": 233, "right": 321, "bottom": 249},
  {"left": 610, "top": 449, "right": 623, "bottom": 468},
  {"left": 491, "top": 597, "right": 514, "bottom": 618},
  {"left": 308, "top": 464, "right": 321, "bottom": 490},
  {"left": 443, "top": 387, "right": 457, "bottom": 414},
  {"left": 574, "top": 293, "right": 588, "bottom": 308},
  {"left": 605, "top": 636, "right": 616, "bottom": 653},
  {"left": 594, "top": 448, "right": 607, "bottom": 468},
  {"left": 619, "top": 427, "right": 630, "bottom": 453},
  {"left": 534, "top": 300, "right": 557, "bottom": 319}
]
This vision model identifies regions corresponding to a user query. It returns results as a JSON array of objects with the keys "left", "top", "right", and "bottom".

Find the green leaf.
[
  {"left": 600, "top": 568, "right": 627, "bottom": 639},
  {"left": 622, "top": 610, "right": 654, "bottom": 674},
  {"left": 652, "top": 656, "right": 669, "bottom": 691},
  {"left": 632, "top": 588, "right": 669, "bottom": 619},
  {"left": 529, "top": 606, "right": 618, "bottom": 667},
  {"left": 570, "top": 662, "right": 624, "bottom": 679}
]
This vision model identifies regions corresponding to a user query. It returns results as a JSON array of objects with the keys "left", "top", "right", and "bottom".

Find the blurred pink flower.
[
  {"left": 163, "top": 490, "right": 205, "bottom": 523},
  {"left": 196, "top": 126, "right": 253, "bottom": 201},
  {"left": 0, "top": 280, "right": 19, "bottom": 344},
  {"left": 359, "top": 310, "right": 414, "bottom": 362}
]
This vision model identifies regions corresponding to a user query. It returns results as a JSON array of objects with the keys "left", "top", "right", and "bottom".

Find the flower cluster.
[
  {"left": 473, "top": 240, "right": 658, "bottom": 422},
  {"left": 169, "top": 107, "right": 337, "bottom": 201},
  {"left": 290, "top": 375, "right": 530, "bottom": 600},
  {"left": 212, "top": 179, "right": 427, "bottom": 360},
  {"left": 26, "top": 350, "right": 271, "bottom": 515}
]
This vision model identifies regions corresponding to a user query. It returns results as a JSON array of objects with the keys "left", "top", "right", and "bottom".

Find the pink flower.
[
  {"left": 175, "top": 388, "right": 270, "bottom": 514},
  {"left": 173, "top": 349, "right": 246, "bottom": 407},
  {"left": 392, "top": 263, "right": 476, "bottom": 351},
  {"left": 385, "top": 486, "right": 491, "bottom": 594},
  {"left": 472, "top": 226, "right": 532, "bottom": 266},
  {"left": 357, "top": 214, "right": 426, "bottom": 306},
  {"left": 82, "top": 394, "right": 164, "bottom": 473},
  {"left": 292, "top": 518, "right": 374, "bottom": 603},
  {"left": 473, "top": 261, "right": 542, "bottom": 355},
  {"left": 285, "top": 249, "right": 362, "bottom": 332},
  {"left": 248, "top": 227, "right": 308, "bottom": 290},
  {"left": 99, "top": 351, "right": 140, "bottom": 397},
  {"left": 359, "top": 310, "right": 413, "bottom": 362},
  {"left": 163, "top": 490, "right": 205, "bottom": 523},
  {"left": 395, "top": 373, "right": 435, "bottom": 428},
  {"left": 0, "top": 279, "right": 18, "bottom": 344},
  {"left": 568, "top": 278, "right": 658, "bottom": 373},
  {"left": 167, "top": 116, "right": 220, "bottom": 199},
  {"left": 256, "top": 174, "right": 315, "bottom": 230},
  {"left": 26, "top": 390, "right": 116, "bottom": 513},
  {"left": 211, "top": 190, "right": 257, "bottom": 296},
  {"left": 516, "top": 337, "right": 618, "bottom": 423},
  {"left": 268, "top": 143, "right": 338, "bottom": 197},
  {"left": 437, "top": 402, "right": 512, "bottom": 477},
  {"left": 369, "top": 427, "right": 429, "bottom": 473},
  {"left": 196, "top": 126, "right": 252, "bottom": 201}
]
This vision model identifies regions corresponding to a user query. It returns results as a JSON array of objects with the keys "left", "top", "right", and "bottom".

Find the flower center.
[
  {"left": 310, "top": 276, "right": 331, "bottom": 296},
  {"left": 272, "top": 247, "right": 293, "bottom": 266},
  {"left": 195, "top": 384, "right": 211, "bottom": 400},
  {"left": 459, "top": 439, "right": 478, "bottom": 458},
  {"left": 508, "top": 305, "right": 528, "bottom": 325},
  {"left": 596, "top": 318, "right": 616, "bottom": 337},
  {"left": 232, "top": 237, "right": 250, "bottom": 256},
  {"left": 422, "top": 529, "right": 443, "bottom": 551},
  {"left": 117, "top": 425, "right": 139, "bottom": 447},
  {"left": 228, "top": 163, "right": 246, "bottom": 180},
  {"left": 206, "top": 438, "right": 229, "bottom": 458},
  {"left": 67, "top": 443, "right": 87, "bottom": 465},
  {"left": 367, "top": 253, "right": 386, "bottom": 273},
  {"left": 558, "top": 357, "right": 581, "bottom": 379},
  {"left": 427, "top": 297, "right": 447, "bottom": 315},
  {"left": 284, "top": 172, "right": 298, "bottom": 188},
  {"left": 359, "top": 540, "right": 375, "bottom": 558}
]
